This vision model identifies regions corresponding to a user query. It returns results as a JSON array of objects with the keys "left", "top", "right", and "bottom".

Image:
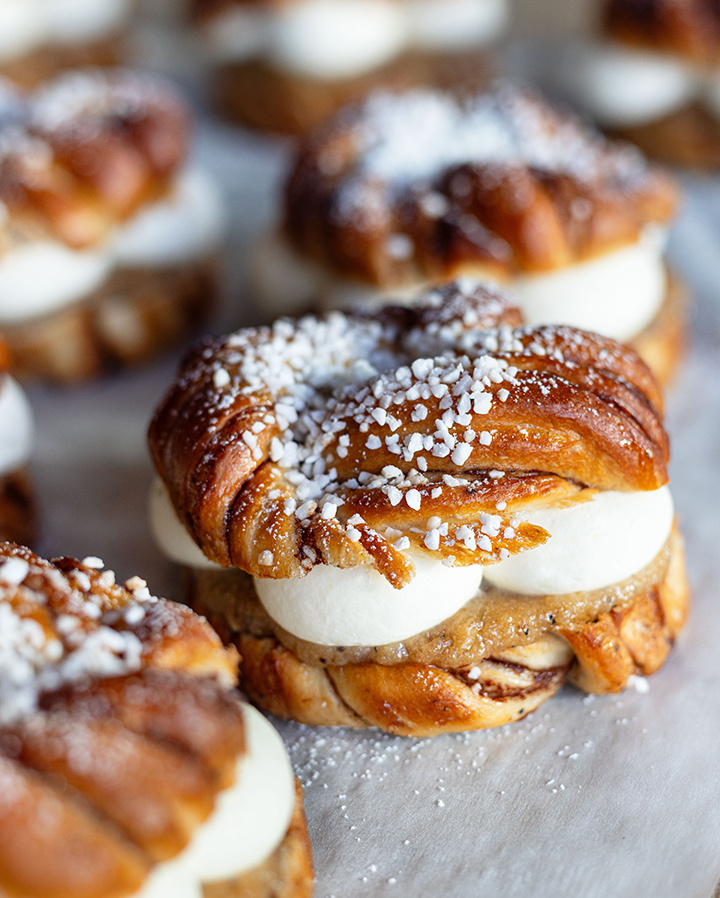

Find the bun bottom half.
[
  {"left": 613, "top": 103, "right": 720, "bottom": 169},
  {"left": 4, "top": 256, "right": 219, "bottom": 383},
  {"left": 212, "top": 49, "right": 493, "bottom": 135},
  {"left": 0, "top": 32, "right": 127, "bottom": 89},
  {"left": 630, "top": 271, "right": 688, "bottom": 389},
  {"left": 188, "top": 524, "right": 689, "bottom": 738}
]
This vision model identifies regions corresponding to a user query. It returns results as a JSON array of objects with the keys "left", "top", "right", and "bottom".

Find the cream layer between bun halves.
[
  {"left": 0, "top": 544, "right": 314, "bottom": 898},
  {"left": 255, "top": 82, "right": 685, "bottom": 385},
  {"left": 194, "top": 0, "right": 507, "bottom": 78},
  {"left": 148, "top": 280, "right": 690, "bottom": 737},
  {"left": 0, "top": 0, "right": 131, "bottom": 86},
  {"left": 0, "top": 68, "right": 225, "bottom": 382}
]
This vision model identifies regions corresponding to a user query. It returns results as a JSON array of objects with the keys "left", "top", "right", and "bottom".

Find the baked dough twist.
[
  {"left": 0, "top": 69, "right": 189, "bottom": 252},
  {"left": 150, "top": 281, "right": 667, "bottom": 580},
  {"left": 0, "top": 69, "right": 220, "bottom": 382},
  {"left": 0, "top": 544, "right": 313, "bottom": 897},
  {"left": 149, "top": 281, "right": 688, "bottom": 736}
]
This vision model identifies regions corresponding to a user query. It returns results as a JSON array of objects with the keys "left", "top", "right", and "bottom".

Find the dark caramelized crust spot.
[{"left": 604, "top": 0, "right": 720, "bottom": 64}]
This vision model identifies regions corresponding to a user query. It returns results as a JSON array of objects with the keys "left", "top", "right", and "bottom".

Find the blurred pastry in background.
[
  {"left": 253, "top": 82, "right": 685, "bottom": 386},
  {"left": 190, "top": 0, "right": 508, "bottom": 133},
  {"left": 147, "top": 280, "right": 689, "bottom": 737},
  {"left": 0, "top": 347, "right": 34, "bottom": 546},
  {"left": 553, "top": 0, "right": 720, "bottom": 167},
  {"left": 0, "top": 0, "right": 132, "bottom": 87},
  {"left": 0, "top": 543, "right": 315, "bottom": 897},
  {"left": 0, "top": 68, "right": 225, "bottom": 383}
]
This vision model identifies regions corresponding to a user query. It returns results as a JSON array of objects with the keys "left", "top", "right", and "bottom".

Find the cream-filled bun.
[
  {"left": 190, "top": 0, "right": 507, "bottom": 134},
  {"left": 0, "top": 544, "right": 313, "bottom": 897},
  {"left": 148, "top": 282, "right": 689, "bottom": 736},
  {"left": 544, "top": 0, "right": 720, "bottom": 168},
  {"left": 0, "top": 69, "right": 224, "bottom": 381},
  {"left": 264, "top": 83, "right": 682, "bottom": 383}
]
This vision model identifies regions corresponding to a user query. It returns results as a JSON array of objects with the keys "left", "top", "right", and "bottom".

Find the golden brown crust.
[
  {"left": 211, "top": 50, "right": 492, "bottom": 136},
  {"left": 603, "top": 0, "right": 720, "bottom": 65},
  {"left": 3, "top": 256, "right": 219, "bottom": 383},
  {"left": 0, "top": 469, "right": 36, "bottom": 548},
  {"left": 0, "top": 544, "right": 314, "bottom": 898},
  {"left": 149, "top": 284, "right": 668, "bottom": 589},
  {"left": 0, "top": 69, "right": 190, "bottom": 251},
  {"left": 190, "top": 525, "right": 689, "bottom": 737},
  {"left": 282, "top": 84, "right": 678, "bottom": 286},
  {"left": 207, "top": 780, "right": 315, "bottom": 898},
  {"left": 0, "top": 31, "right": 128, "bottom": 89}
]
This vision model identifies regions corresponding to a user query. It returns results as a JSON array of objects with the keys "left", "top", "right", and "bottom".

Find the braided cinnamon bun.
[
  {"left": 190, "top": 0, "right": 507, "bottom": 133},
  {"left": 551, "top": 0, "right": 720, "bottom": 166},
  {"left": 254, "top": 82, "right": 685, "bottom": 386},
  {"left": 0, "top": 0, "right": 131, "bottom": 88},
  {"left": 148, "top": 280, "right": 689, "bottom": 738},
  {"left": 0, "top": 68, "right": 224, "bottom": 383},
  {"left": 0, "top": 542, "right": 314, "bottom": 898}
]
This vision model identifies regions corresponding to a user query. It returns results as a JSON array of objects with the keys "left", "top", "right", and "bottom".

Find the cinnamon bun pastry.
[
  {"left": 554, "top": 0, "right": 720, "bottom": 167},
  {"left": 147, "top": 280, "right": 689, "bottom": 738},
  {"left": 0, "top": 542, "right": 314, "bottom": 898},
  {"left": 254, "top": 82, "right": 685, "bottom": 387},
  {"left": 0, "top": 0, "right": 132, "bottom": 88},
  {"left": 0, "top": 345, "right": 35, "bottom": 547},
  {"left": 0, "top": 68, "right": 225, "bottom": 383},
  {"left": 190, "top": 0, "right": 507, "bottom": 134}
]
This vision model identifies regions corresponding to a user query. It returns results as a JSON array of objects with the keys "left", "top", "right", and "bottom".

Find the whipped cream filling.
[
  {"left": 561, "top": 41, "right": 720, "bottom": 127},
  {"left": 43, "top": 0, "right": 129, "bottom": 43},
  {"left": 511, "top": 229, "right": 667, "bottom": 342},
  {"left": 484, "top": 486, "right": 674, "bottom": 596},
  {"left": 407, "top": 0, "right": 508, "bottom": 51},
  {"left": 255, "top": 231, "right": 667, "bottom": 342},
  {"left": 0, "top": 242, "right": 112, "bottom": 324},
  {"left": 0, "top": 0, "right": 129, "bottom": 63},
  {"left": 113, "top": 169, "right": 225, "bottom": 268},
  {"left": 134, "top": 704, "right": 296, "bottom": 898},
  {"left": 254, "top": 551, "right": 485, "bottom": 646},
  {"left": 149, "top": 479, "right": 223, "bottom": 571},
  {"left": 150, "top": 475, "right": 672, "bottom": 644},
  {"left": 0, "top": 377, "right": 33, "bottom": 477},
  {"left": 203, "top": 0, "right": 507, "bottom": 78},
  {"left": 150, "top": 478, "right": 484, "bottom": 646},
  {"left": 0, "top": 168, "right": 223, "bottom": 325},
  {"left": 0, "top": 2, "right": 46, "bottom": 63}
]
